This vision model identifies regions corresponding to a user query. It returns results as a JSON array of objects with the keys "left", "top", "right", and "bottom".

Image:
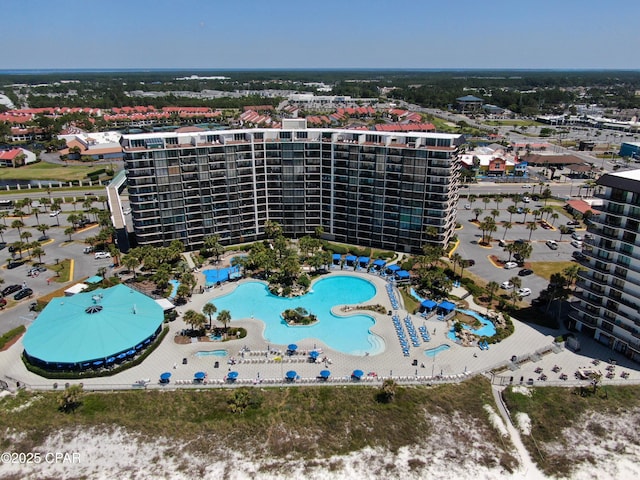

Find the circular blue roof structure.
[{"left": 23, "top": 284, "right": 164, "bottom": 369}]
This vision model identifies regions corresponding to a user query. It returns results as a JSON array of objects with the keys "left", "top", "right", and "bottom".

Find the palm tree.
[
  {"left": 550, "top": 212, "right": 559, "bottom": 226},
  {"left": 0, "top": 223, "right": 6, "bottom": 242},
  {"left": 531, "top": 209, "right": 540, "bottom": 222},
  {"left": 558, "top": 225, "right": 570, "bottom": 241},
  {"left": 450, "top": 253, "right": 462, "bottom": 278},
  {"left": 502, "top": 221, "right": 512, "bottom": 240},
  {"left": 485, "top": 281, "right": 499, "bottom": 306},
  {"left": 472, "top": 207, "right": 483, "bottom": 221},
  {"left": 11, "top": 219, "right": 25, "bottom": 237},
  {"left": 562, "top": 264, "right": 582, "bottom": 288},
  {"left": 510, "top": 277, "right": 522, "bottom": 305},
  {"left": 36, "top": 223, "right": 50, "bottom": 239},
  {"left": 526, "top": 221, "right": 538, "bottom": 241},
  {"left": 522, "top": 207, "right": 531, "bottom": 224},
  {"left": 31, "top": 246, "right": 45, "bottom": 263},
  {"left": 32, "top": 207, "right": 41, "bottom": 225},
  {"left": 494, "top": 195, "right": 503, "bottom": 211},
  {"left": 217, "top": 309, "right": 232, "bottom": 336},
  {"left": 490, "top": 209, "right": 500, "bottom": 221},
  {"left": 202, "top": 302, "right": 217, "bottom": 330},
  {"left": 482, "top": 196, "right": 492, "bottom": 211},
  {"left": 507, "top": 205, "right": 517, "bottom": 223},
  {"left": 64, "top": 226, "right": 75, "bottom": 241},
  {"left": 468, "top": 194, "right": 477, "bottom": 208}
]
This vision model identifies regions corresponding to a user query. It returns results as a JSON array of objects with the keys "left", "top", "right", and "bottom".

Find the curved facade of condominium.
[{"left": 120, "top": 127, "right": 464, "bottom": 254}]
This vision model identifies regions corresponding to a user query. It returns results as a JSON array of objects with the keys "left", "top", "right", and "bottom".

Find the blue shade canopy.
[
  {"left": 438, "top": 301, "right": 456, "bottom": 311},
  {"left": 396, "top": 270, "right": 410, "bottom": 279},
  {"left": 287, "top": 344, "right": 298, "bottom": 351},
  {"left": 227, "top": 371, "right": 239, "bottom": 379},
  {"left": 320, "top": 370, "right": 331, "bottom": 378},
  {"left": 373, "top": 259, "right": 386, "bottom": 266},
  {"left": 332, "top": 254, "right": 342, "bottom": 260},
  {"left": 286, "top": 370, "right": 297, "bottom": 379},
  {"left": 387, "top": 264, "right": 401, "bottom": 272},
  {"left": 194, "top": 371, "right": 206, "bottom": 379},
  {"left": 309, "top": 350, "right": 320, "bottom": 358},
  {"left": 352, "top": 369, "right": 364, "bottom": 378},
  {"left": 345, "top": 255, "right": 357, "bottom": 262},
  {"left": 160, "top": 372, "right": 172, "bottom": 380},
  {"left": 421, "top": 299, "right": 437, "bottom": 309}
]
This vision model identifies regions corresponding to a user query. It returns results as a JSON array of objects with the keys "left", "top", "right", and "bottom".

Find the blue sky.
[{"left": 2, "top": 0, "right": 638, "bottom": 70}]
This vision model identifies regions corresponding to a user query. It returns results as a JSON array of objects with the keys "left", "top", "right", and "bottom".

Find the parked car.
[
  {"left": 14, "top": 288, "right": 33, "bottom": 301},
  {"left": 83, "top": 246, "right": 94, "bottom": 254},
  {"left": 2, "top": 284, "right": 22, "bottom": 296},
  {"left": 567, "top": 220, "right": 580, "bottom": 226},
  {"left": 516, "top": 207, "right": 524, "bottom": 214},
  {"left": 501, "top": 281, "right": 514, "bottom": 289},
  {"left": 571, "top": 232, "right": 583, "bottom": 241},
  {"left": 7, "top": 260, "right": 25, "bottom": 269},
  {"left": 0, "top": 298, "right": 6, "bottom": 308},
  {"left": 522, "top": 196, "right": 531, "bottom": 203},
  {"left": 517, "top": 288, "right": 532, "bottom": 297},
  {"left": 571, "top": 240, "right": 583, "bottom": 248},
  {"left": 546, "top": 240, "right": 558, "bottom": 250},
  {"left": 498, "top": 239, "right": 506, "bottom": 247},
  {"left": 123, "top": 208, "right": 132, "bottom": 215},
  {"left": 0, "top": 242, "right": 6, "bottom": 250},
  {"left": 572, "top": 251, "right": 586, "bottom": 261},
  {"left": 37, "top": 234, "right": 49, "bottom": 242},
  {"left": 518, "top": 268, "right": 534, "bottom": 276},
  {"left": 464, "top": 204, "right": 471, "bottom": 210},
  {"left": 94, "top": 251, "right": 111, "bottom": 259},
  {"left": 504, "top": 262, "right": 518, "bottom": 269},
  {"left": 465, "top": 259, "right": 476, "bottom": 267},
  {"left": 49, "top": 210, "right": 61, "bottom": 217}
]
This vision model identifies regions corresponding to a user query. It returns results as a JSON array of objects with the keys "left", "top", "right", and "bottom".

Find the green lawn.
[
  {"left": 527, "top": 261, "right": 575, "bottom": 281},
  {"left": 0, "top": 162, "right": 106, "bottom": 182}
]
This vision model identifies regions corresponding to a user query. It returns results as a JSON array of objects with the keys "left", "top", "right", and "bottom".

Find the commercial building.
[
  {"left": 569, "top": 169, "right": 640, "bottom": 362},
  {"left": 120, "top": 125, "right": 464, "bottom": 254}
]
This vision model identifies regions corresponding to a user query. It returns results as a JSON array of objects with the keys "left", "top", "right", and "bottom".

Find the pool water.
[
  {"left": 195, "top": 350, "right": 228, "bottom": 357},
  {"left": 208, "top": 276, "right": 383, "bottom": 355},
  {"left": 447, "top": 308, "right": 496, "bottom": 341},
  {"left": 203, "top": 266, "right": 240, "bottom": 285},
  {"left": 424, "top": 344, "right": 451, "bottom": 358},
  {"left": 168, "top": 279, "right": 180, "bottom": 299}
]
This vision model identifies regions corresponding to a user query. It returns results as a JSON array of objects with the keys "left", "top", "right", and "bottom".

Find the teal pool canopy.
[{"left": 23, "top": 284, "right": 164, "bottom": 366}]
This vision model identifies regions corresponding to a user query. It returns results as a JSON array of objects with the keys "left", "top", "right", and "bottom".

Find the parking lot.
[
  {"left": 453, "top": 198, "right": 585, "bottom": 302},
  {"left": 0, "top": 207, "right": 115, "bottom": 334}
]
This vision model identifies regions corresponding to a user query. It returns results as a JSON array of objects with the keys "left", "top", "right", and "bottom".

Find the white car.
[
  {"left": 501, "top": 281, "right": 514, "bottom": 289},
  {"left": 504, "top": 262, "right": 518, "bottom": 269},
  {"left": 94, "top": 251, "right": 111, "bottom": 259},
  {"left": 571, "top": 240, "right": 583, "bottom": 249},
  {"left": 517, "top": 287, "right": 532, "bottom": 297},
  {"left": 546, "top": 240, "right": 558, "bottom": 250},
  {"left": 464, "top": 204, "right": 471, "bottom": 210},
  {"left": 522, "top": 197, "right": 531, "bottom": 203},
  {"left": 49, "top": 210, "right": 61, "bottom": 217},
  {"left": 123, "top": 208, "right": 132, "bottom": 215},
  {"left": 571, "top": 232, "right": 583, "bottom": 241},
  {"left": 522, "top": 184, "right": 531, "bottom": 188}
]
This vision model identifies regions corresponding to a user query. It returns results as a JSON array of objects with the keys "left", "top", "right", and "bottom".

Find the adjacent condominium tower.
[
  {"left": 570, "top": 169, "right": 640, "bottom": 363},
  {"left": 120, "top": 124, "right": 464, "bottom": 254}
]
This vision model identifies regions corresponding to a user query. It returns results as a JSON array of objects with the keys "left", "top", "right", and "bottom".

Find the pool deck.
[{"left": 1, "top": 269, "right": 639, "bottom": 391}]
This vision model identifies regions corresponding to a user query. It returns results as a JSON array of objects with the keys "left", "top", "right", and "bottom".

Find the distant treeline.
[{"left": 2, "top": 69, "right": 640, "bottom": 113}]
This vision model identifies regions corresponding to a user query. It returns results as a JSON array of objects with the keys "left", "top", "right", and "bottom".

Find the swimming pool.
[
  {"left": 447, "top": 308, "right": 496, "bottom": 341},
  {"left": 195, "top": 349, "right": 228, "bottom": 357},
  {"left": 207, "top": 276, "right": 383, "bottom": 355},
  {"left": 168, "top": 279, "right": 180, "bottom": 299},
  {"left": 424, "top": 344, "right": 451, "bottom": 358},
  {"left": 203, "top": 266, "right": 241, "bottom": 286}
]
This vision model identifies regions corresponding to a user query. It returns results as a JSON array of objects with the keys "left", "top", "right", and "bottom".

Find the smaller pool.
[
  {"left": 424, "top": 344, "right": 451, "bottom": 358},
  {"left": 168, "top": 279, "right": 180, "bottom": 300},
  {"left": 448, "top": 308, "right": 497, "bottom": 342},
  {"left": 195, "top": 350, "right": 228, "bottom": 357}
]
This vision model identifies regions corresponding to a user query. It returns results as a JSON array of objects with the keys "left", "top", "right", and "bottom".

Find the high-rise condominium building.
[
  {"left": 570, "top": 169, "right": 640, "bottom": 362},
  {"left": 120, "top": 125, "right": 464, "bottom": 254}
]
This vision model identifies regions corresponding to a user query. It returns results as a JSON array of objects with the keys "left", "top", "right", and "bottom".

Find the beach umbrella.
[
  {"left": 352, "top": 369, "right": 364, "bottom": 379},
  {"left": 320, "top": 370, "right": 331, "bottom": 379},
  {"left": 286, "top": 370, "right": 297, "bottom": 380},
  {"left": 160, "top": 372, "right": 171, "bottom": 381},
  {"left": 287, "top": 344, "right": 298, "bottom": 352},
  {"left": 309, "top": 350, "right": 320, "bottom": 359},
  {"left": 106, "top": 357, "right": 116, "bottom": 364},
  {"left": 116, "top": 353, "right": 127, "bottom": 360},
  {"left": 227, "top": 371, "right": 239, "bottom": 380},
  {"left": 92, "top": 360, "right": 104, "bottom": 367},
  {"left": 194, "top": 371, "right": 206, "bottom": 380}
]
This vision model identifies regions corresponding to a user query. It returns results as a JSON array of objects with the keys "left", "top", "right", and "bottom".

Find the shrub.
[{"left": 0, "top": 325, "right": 26, "bottom": 350}]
